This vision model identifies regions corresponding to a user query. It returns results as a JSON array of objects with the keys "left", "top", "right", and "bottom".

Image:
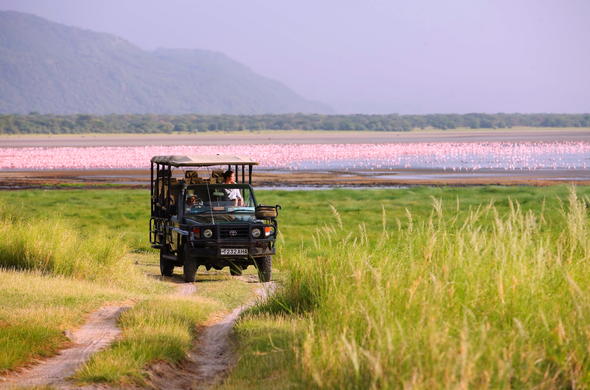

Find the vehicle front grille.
[{"left": 219, "top": 226, "right": 250, "bottom": 239}]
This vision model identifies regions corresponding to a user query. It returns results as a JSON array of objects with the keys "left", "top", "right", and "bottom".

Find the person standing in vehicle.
[{"left": 223, "top": 170, "right": 244, "bottom": 206}]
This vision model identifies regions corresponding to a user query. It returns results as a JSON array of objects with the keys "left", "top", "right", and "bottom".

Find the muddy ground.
[{"left": 1, "top": 167, "right": 590, "bottom": 189}]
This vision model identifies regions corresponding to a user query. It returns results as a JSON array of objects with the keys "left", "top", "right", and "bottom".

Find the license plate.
[{"left": 220, "top": 248, "right": 248, "bottom": 256}]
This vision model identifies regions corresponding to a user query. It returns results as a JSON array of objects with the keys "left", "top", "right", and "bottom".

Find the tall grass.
[
  {"left": 0, "top": 207, "right": 129, "bottom": 282},
  {"left": 0, "top": 189, "right": 150, "bottom": 251},
  {"left": 0, "top": 200, "right": 169, "bottom": 375},
  {"left": 272, "top": 188, "right": 590, "bottom": 388}
]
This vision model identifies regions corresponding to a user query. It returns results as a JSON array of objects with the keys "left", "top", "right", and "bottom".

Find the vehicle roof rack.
[{"left": 151, "top": 155, "right": 258, "bottom": 167}]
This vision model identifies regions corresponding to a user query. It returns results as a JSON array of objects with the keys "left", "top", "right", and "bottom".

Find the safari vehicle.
[{"left": 149, "top": 155, "right": 280, "bottom": 283}]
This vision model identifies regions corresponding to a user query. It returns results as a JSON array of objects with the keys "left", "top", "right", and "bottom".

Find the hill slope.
[{"left": 0, "top": 11, "right": 330, "bottom": 114}]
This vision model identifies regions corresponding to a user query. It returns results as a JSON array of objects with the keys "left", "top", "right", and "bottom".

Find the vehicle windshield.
[{"left": 183, "top": 185, "right": 255, "bottom": 216}]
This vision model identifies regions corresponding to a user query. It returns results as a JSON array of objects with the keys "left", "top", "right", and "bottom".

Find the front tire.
[
  {"left": 182, "top": 244, "right": 197, "bottom": 282},
  {"left": 255, "top": 256, "right": 272, "bottom": 283},
  {"left": 183, "top": 258, "right": 197, "bottom": 282},
  {"left": 159, "top": 248, "right": 174, "bottom": 276}
]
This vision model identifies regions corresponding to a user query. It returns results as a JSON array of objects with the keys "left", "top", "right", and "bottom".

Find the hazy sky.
[{"left": 1, "top": 0, "right": 589, "bottom": 114}]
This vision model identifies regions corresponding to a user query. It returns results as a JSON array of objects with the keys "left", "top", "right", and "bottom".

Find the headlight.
[
  {"left": 203, "top": 229, "right": 213, "bottom": 238},
  {"left": 251, "top": 228, "right": 262, "bottom": 238}
]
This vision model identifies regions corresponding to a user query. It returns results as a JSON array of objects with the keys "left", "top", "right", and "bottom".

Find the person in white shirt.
[{"left": 223, "top": 170, "right": 244, "bottom": 206}]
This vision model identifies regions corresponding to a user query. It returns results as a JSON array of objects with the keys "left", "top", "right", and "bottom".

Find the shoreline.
[
  {"left": 2, "top": 129, "right": 589, "bottom": 188},
  {"left": 1, "top": 128, "right": 590, "bottom": 147},
  {"left": 1, "top": 168, "right": 589, "bottom": 189}
]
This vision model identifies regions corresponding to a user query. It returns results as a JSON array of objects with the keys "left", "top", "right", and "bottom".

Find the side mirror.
[{"left": 256, "top": 204, "right": 281, "bottom": 219}]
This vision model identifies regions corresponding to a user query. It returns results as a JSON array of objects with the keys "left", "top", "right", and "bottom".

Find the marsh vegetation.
[
  {"left": 225, "top": 186, "right": 590, "bottom": 389},
  {"left": 1, "top": 186, "right": 589, "bottom": 388}
]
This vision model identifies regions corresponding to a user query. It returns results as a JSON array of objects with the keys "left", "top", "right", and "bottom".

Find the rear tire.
[
  {"left": 160, "top": 248, "right": 174, "bottom": 276},
  {"left": 256, "top": 256, "right": 272, "bottom": 283}
]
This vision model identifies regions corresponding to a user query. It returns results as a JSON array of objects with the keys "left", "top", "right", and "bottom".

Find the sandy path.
[
  {"left": 0, "top": 304, "right": 132, "bottom": 389},
  {"left": 146, "top": 281, "right": 276, "bottom": 390},
  {"left": 175, "top": 282, "right": 197, "bottom": 296}
]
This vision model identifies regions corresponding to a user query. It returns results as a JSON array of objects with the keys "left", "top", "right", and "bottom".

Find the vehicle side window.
[{"left": 242, "top": 188, "right": 253, "bottom": 206}]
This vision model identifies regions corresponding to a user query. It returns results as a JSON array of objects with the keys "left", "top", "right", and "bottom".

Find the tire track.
[
  {"left": 0, "top": 303, "right": 132, "bottom": 389},
  {"left": 0, "top": 282, "right": 195, "bottom": 389},
  {"left": 0, "top": 278, "right": 271, "bottom": 390},
  {"left": 146, "top": 281, "right": 277, "bottom": 390}
]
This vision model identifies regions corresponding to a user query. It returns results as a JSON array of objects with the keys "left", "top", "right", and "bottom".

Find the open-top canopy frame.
[
  {"left": 150, "top": 155, "right": 258, "bottom": 167},
  {"left": 150, "top": 155, "right": 259, "bottom": 218}
]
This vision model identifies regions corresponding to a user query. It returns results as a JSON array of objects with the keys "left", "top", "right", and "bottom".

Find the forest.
[{"left": 1, "top": 113, "right": 589, "bottom": 134}]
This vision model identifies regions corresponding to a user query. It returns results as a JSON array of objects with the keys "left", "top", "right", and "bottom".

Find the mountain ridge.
[{"left": 0, "top": 11, "right": 331, "bottom": 114}]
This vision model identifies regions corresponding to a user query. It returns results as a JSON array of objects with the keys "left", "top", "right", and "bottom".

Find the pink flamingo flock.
[{"left": 0, "top": 142, "right": 588, "bottom": 171}]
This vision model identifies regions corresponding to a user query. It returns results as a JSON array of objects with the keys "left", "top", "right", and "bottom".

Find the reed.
[{"left": 268, "top": 187, "right": 590, "bottom": 388}]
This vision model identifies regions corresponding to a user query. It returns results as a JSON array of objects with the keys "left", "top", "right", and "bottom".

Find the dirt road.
[
  {"left": 0, "top": 304, "right": 132, "bottom": 389},
  {"left": 146, "top": 280, "right": 276, "bottom": 390},
  {"left": 0, "top": 282, "right": 195, "bottom": 389},
  {"left": 0, "top": 278, "right": 273, "bottom": 389}
]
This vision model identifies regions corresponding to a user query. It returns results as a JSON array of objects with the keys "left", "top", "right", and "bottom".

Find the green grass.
[
  {"left": 0, "top": 269, "right": 146, "bottom": 374},
  {"left": 73, "top": 253, "right": 258, "bottom": 386},
  {"left": 0, "top": 197, "right": 171, "bottom": 375},
  {"left": 2, "top": 186, "right": 590, "bottom": 387},
  {"left": 218, "top": 314, "right": 303, "bottom": 390},
  {"left": 221, "top": 186, "right": 590, "bottom": 389},
  {"left": 0, "top": 249, "right": 256, "bottom": 385},
  {"left": 0, "top": 189, "right": 149, "bottom": 250},
  {"left": 3, "top": 185, "right": 586, "bottom": 254},
  {"left": 0, "top": 251, "right": 171, "bottom": 375},
  {"left": 0, "top": 216, "right": 129, "bottom": 281},
  {"left": 74, "top": 294, "right": 217, "bottom": 385},
  {"left": 0, "top": 193, "right": 253, "bottom": 383}
]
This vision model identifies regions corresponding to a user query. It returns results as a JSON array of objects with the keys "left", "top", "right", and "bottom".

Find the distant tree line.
[{"left": 1, "top": 113, "right": 589, "bottom": 134}]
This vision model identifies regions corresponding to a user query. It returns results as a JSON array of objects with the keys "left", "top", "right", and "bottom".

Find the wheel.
[
  {"left": 159, "top": 248, "right": 174, "bottom": 276},
  {"left": 181, "top": 244, "right": 197, "bottom": 282},
  {"left": 183, "top": 257, "right": 197, "bottom": 282},
  {"left": 229, "top": 263, "right": 242, "bottom": 276},
  {"left": 182, "top": 245, "right": 197, "bottom": 282},
  {"left": 255, "top": 256, "right": 272, "bottom": 283}
]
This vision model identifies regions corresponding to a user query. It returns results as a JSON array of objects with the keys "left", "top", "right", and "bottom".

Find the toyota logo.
[{"left": 229, "top": 230, "right": 238, "bottom": 237}]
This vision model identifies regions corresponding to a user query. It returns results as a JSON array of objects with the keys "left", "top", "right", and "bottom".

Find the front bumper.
[{"left": 186, "top": 239, "right": 275, "bottom": 260}]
